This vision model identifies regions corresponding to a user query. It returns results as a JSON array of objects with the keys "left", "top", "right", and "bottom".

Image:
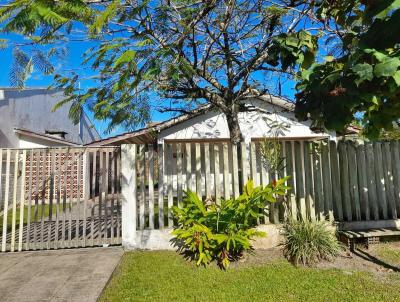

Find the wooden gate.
[{"left": 0, "top": 147, "right": 121, "bottom": 252}]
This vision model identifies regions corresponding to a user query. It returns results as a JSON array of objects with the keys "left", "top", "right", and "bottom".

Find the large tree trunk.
[{"left": 225, "top": 109, "right": 243, "bottom": 144}]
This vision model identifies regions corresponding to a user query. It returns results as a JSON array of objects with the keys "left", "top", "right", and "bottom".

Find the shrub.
[
  {"left": 172, "top": 179, "right": 289, "bottom": 269},
  {"left": 281, "top": 219, "right": 341, "bottom": 266}
]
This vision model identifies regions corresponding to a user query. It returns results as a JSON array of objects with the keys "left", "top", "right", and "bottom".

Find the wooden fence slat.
[
  {"left": 373, "top": 142, "right": 388, "bottom": 219},
  {"left": 67, "top": 152, "right": 74, "bottom": 247},
  {"left": 2, "top": 150, "right": 11, "bottom": 251},
  {"left": 76, "top": 151, "right": 83, "bottom": 245},
  {"left": 204, "top": 143, "right": 211, "bottom": 198},
  {"left": 46, "top": 149, "right": 55, "bottom": 249},
  {"left": 148, "top": 145, "right": 155, "bottom": 229},
  {"left": 130, "top": 145, "right": 138, "bottom": 234},
  {"left": 139, "top": 145, "right": 146, "bottom": 230},
  {"left": 39, "top": 150, "right": 48, "bottom": 250},
  {"left": 260, "top": 143, "right": 270, "bottom": 223},
  {"left": 276, "top": 142, "right": 286, "bottom": 222},
  {"left": 26, "top": 150, "right": 33, "bottom": 250},
  {"left": 167, "top": 144, "right": 174, "bottom": 227},
  {"left": 365, "top": 143, "right": 379, "bottom": 220},
  {"left": 260, "top": 143, "right": 269, "bottom": 187},
  {"left": 223, "top": 143, "right": 230, "bottom": 200},
  {"left": 98, "top": 151, "right": 105, "bottom": 242},
  {"left": 338, "top": 142, "right": 352, "bottom": 221},
  {"left": 185, "top": 143, "right": 192, "bottom": 191},
  {"left": 311, "top": 143, "right": 324, "bottom": 221},
  {"left": 382, "top": 142, "right": 397, "bottom": 219},
  {"left": 303, "top": 142, "right": 316, "bottom": 221},
  {"left": 158, "top": 144, "right": 164, "bottom": 228},
  {"left": 90, "top": 150, "right": 97, "bottom": 246},
  {"left": 390, "top": 141, "right": 400, "bottom": 217},
  {"left": 176, "top": 143, "right": 183, "bottom": 206},
  {"left": 250, "top": 142, "right": 258, "bottom": 186},
  {"left": 33, "top": 150, "right": 41, "bottom": 250},
  {"left": 214, "top": 143, "right": 221, "bottom": 203},
  {"left": 109, "top": 149, "right": 116, "bottom": 242},
  {"left": 53, "top": 150, "right": 61, "bottom": 249},
  {"left": 59, "top": 149, "right": 66, "bottom": 248},
  {"left": 321, "top": 142, "right": 334, "bottom": 221},
  {"left": 10, "top": 150, "right": 19, "bottom": 252},
  {"left": 356, "top": 144, "right": 370, "bottom": 221},
  {"left": 347, "top": 142, "right": 361, "bottom": 220},
  {"left": 294, "top": 142, "right": 307, "bottom": 220},
  {"left": 241, "top": 142, "right": 249, "bottom": 185},
  {"left": 115, "top": 149, "right": 121, "bottom": 241},
  {"left": 329, "top": 141, "right": 343, "bottom": 221},
  {"left": 82, "top": 151, "right": 89, "bottom": 247},
  {"left": 284, "top": 141, "right": 297, "bottom": 220},
  {"left": 232, "top": 144, "right": 240, "bottom": 198},
  {"left": 104, "top": 151, "right": 110, "bottom": 240},
  {"left": 195, "top": 143, "right": 202, "bottom": 197},
  {"left": 18, "top": 151, "right": 27, "bottom": 251}
]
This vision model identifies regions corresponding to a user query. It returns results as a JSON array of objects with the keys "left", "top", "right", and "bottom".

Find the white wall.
[
  {"left": 158, "top": 98, "right": 331, "bottom": 143},
  {"left": 0, "top": 88, "right": 100, "bottom": 148},
  {"left": 18, "top": 136, "right": 74, "bottom": 148}
]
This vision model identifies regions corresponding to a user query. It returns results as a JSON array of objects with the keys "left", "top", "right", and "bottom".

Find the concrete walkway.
[{"left": 0, "top": 247, "right": 123, "bottom": 302}]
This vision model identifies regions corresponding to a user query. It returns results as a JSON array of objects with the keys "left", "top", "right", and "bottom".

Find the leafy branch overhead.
[{"left": 295, "top": 0, "right": 400, "bottom": 138}]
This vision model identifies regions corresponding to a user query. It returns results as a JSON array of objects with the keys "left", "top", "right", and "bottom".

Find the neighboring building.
[
  {"left": 0, "top": 87, "right": 101, "bottom": 148},
  {"left": 86, "top": 95, "right": 345, "bottom": 147}
]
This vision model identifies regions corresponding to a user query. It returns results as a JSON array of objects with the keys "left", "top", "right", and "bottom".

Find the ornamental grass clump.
[
  {"left": 282, "top": 219, "right": 341, "bottom": 266},
  {"left": 172, "top": 179, "right": 289, "bottom": 269}
]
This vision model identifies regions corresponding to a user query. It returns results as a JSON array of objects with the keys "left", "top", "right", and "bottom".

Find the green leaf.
[
  {"left": 324, "top": 56, "right": 334, "bottom": 62},
  {"left": 352, "top": 63, "right": 373, "bottom": 85},
  {"left": 374, "top": 57, "right": 400, "bottom": 77},
  {"left": 393, "top": 70, "right": 400, "bottom": 85},
  {"left": 113, "top": 50, "right": 136, "bottom": 68},
  {"left": 89, "top": 0, "right": 120, "bottom": 35},
  {"left": 286, "top": 36, "right": 299, "bottom": 47},
  {"left": 136, "top": 39, "right": 154, "bottom": 47},
  {"left": 374, "top": 0, "right": 400, "bottom": 19}
]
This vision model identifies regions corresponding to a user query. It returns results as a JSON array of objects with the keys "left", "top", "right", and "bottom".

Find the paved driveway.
[{"left": 0, "top": 247, "right": 123, "bottom": 302}]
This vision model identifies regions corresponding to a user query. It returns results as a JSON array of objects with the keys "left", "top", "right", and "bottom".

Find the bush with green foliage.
[
  {"left": 281, "top": 219, "right": 341, "bottom": 266},
  {"left": 172, "top": 179, "right": 289, "bottom": 269}
]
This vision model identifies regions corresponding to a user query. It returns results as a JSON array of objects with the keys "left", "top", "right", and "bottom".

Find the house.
[
  {"left": 0, "top": 87, "right": 101, "bottom": 148},
  {"left": 86, "top": 95, "right": 348, "bottom": 147},
  {"left": 0, "top": 88, "right": 101, "bottom": 203}
]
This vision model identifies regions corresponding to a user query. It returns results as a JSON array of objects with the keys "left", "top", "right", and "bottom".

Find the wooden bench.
[{"left": 338, "top": 228, "right": 400, "bottom": 250}]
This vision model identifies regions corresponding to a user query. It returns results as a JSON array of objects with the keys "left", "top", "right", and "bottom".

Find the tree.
[
  {"left": 295, "top": 0, "right": 400, "bottom": 139},
  {"left": 0, "top": 0, "right": 319, "bottom": 143}
]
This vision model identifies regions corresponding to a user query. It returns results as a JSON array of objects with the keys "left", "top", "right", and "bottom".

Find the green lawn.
[
  {"left": 100, "top": 251, "right": 400, "bottom": 302},
  {"left": 375, "top": 243, "right": 400, "bottom": 265},
  {"left": 0, "top": 204, "right": 58, "bottom": 232}
]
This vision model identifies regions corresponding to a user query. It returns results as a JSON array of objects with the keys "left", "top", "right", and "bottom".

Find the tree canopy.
[
  {"left": 1, "top": 0, "right": 400, "bottom": 141},
  {"left": 295, "top": 0, "right": 400, "bottom": 138}
]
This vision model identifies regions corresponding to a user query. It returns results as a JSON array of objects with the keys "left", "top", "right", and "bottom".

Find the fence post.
[{"left": 121, "top": 144, "right": 137, "bottom": 248}]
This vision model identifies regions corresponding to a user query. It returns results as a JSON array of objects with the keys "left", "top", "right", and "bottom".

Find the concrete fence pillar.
[{"left": 121, "top": 144, "right": 137, "bottom": 249}]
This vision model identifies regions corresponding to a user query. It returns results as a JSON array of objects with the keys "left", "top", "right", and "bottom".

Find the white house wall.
[
  {"left": 158, "top": 98, "right": 331, "bottom": 143},
  {"left": 18, "top": 136, "right": 66, "bottom": 149}
]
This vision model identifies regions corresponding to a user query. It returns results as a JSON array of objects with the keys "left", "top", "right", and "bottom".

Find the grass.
[
  {"left": 375, "top": 243, "right": 400, "bottom": 265},
  {"left": 100, "top": 251, "right": 400, "bottom": 302},
  {"left": 0, "top": 204, "right": 58, "bottom": 232}
]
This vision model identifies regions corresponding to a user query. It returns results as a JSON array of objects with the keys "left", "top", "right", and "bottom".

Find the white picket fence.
[
  {"left": 2, "top": 139, "right": 400, "bottom": 251},
  {"left": 0, "top": 147, "right": 121, "bottom": 252},
  {"left": 121, "top": 140, "right": 400, "bottom": 235}
]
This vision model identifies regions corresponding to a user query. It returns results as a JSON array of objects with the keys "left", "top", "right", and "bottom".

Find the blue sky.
[
  {"left": 0, "top": 34, "right": 180, "bottom": 138},
  {"left": 0, "top": 34, "right": 297, "bottom": 139}
]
